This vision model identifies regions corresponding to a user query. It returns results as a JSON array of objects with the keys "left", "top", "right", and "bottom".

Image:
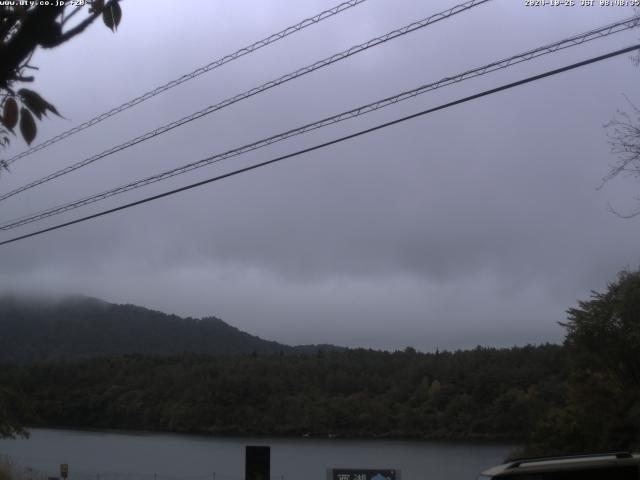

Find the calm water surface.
[{"left": 0, "top": 429, "right": 516, "bottom": 480}]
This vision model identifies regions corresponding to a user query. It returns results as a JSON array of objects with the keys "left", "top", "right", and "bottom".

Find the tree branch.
[
  {"left": 0, "top": 6, "right": 63, "bottom": 85},
  {"left": 56, "top": 1, "right": 117, "bottom": 45},
  {"left": 0, "top": 9, "right": 20, "bottom": 41},
  {"left": 60, "top": 5, "right": 83, "bottom": 26},
  {"left": 607, "top": 202, "right": 640, "bottom": 219},
  {"left": 10, "top": 75, "right": 33, "bottom": 82}
]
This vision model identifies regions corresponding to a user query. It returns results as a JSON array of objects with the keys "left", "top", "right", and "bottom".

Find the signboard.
[
  {"left": 60, "top": 464, "right": 69, "bottom": 479},
  {"left": 329, "top": 469, "right": 399, "bottom": 480},
  {"left": 245, "top": 446, "right": 270, "bottom": 480}
]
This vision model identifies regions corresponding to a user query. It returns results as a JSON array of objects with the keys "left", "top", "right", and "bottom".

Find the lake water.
[{"left": 0, "top": 429, "right": 517, "bottom": 480}]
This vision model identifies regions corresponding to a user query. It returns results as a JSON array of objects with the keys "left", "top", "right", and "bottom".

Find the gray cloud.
[{"left": 1, "top": 0, "right": 639, "bottom": 351}]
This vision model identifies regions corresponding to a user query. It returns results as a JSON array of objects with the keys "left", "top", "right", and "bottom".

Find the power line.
[
  {"left": 0, "top": 0, "right": 491, "bottom": 203},
  {"left": 1, "top": 43, "right": 637, "bottom": 248},
  {"left": 2, "top": 16, "right": 637, "bottom": 231},
  {"left": 2, "top": 0, "right": 370, "bottom": 166}
]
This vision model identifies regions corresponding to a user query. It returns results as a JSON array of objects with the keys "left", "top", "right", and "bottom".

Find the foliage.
[
  {"left": 525, "top": 268, "right": 640, "bottom": 455},
  {"left": 0, "top": 462, "right": 10, "bottom": 480},
  {"left": 0, "top": 1, "right": 122, "bottom": 149},
  {"left": 2, "top": 271, "right": 638, "bottom": 449},
  {"left": 0, "top": 456, "right": 46, "bottom": 480},
  {"left": 0, "top": 344, "right": 567, "bottom": 440},
  {"left": 0, "top": 387, "right": 31, "bottom": 439},
  {"left": 564, "top": 269, "right": 640, "bottom": 388}
]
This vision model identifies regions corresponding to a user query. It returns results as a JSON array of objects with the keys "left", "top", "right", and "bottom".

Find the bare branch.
[
  {"left": 607, "top": 202, "right": 640, "bottom": 219},
  {"left": 602, "top": 96, "right": 640, "bottom": 185}
]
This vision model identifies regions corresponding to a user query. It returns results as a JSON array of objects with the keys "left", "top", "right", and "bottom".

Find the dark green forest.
[
  {"left": 1, "top": 269, "right": 639, "bottom": 456},
  {"left": 0, "top": 345, "right": 566, "bottom": 441}
]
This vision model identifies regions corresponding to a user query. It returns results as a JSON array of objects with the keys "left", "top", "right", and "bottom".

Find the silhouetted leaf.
[
  {"left": 19, "top": 108, "right": 36, "bottom": 145},
  {"left": 103, "top": 1, "right": 122, "bottom": 32},
  {"left": 2, "top": 98, "right": 18, "bottom": 130},
  {"left": 12, "top": 5, "right": 27, "bottom": 18},
  {"left": 90, "top": 0, "right": 105, "bottom": 14},
  {"left": 18, "top": 89, "right": 60, "bottom": 120}
]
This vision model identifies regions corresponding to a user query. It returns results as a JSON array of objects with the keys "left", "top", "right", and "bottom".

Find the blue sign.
[{"left": 330, "top": 469, "right": 398, "bottom": 480}]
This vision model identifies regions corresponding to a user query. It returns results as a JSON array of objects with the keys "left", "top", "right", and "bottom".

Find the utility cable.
[
  {"left": 1, "top": 0, "right": 371, "bottom": 166},
  {"left": 0, "top": 43, "right": 637, "bottom": 247},
  {"left": 0, "top": 0, "right": 491, "bottom": 203},
  {"left": 1, "top": 16, "right": 637, "bottom": 230}
]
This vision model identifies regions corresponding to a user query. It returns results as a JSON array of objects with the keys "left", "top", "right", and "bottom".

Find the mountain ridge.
[{"left": 0, "top": 293, "right": 341, "bottom": 363}]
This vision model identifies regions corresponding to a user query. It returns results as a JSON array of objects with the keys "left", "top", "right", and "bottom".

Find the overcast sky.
[{"left": 0, "top": 0, "right": 639, "bottom": 351}]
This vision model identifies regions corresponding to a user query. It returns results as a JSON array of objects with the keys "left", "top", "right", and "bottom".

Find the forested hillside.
[
  {"left": 2, "top": 269, "right": 638, "bottom": 453},
  {"left": 0, "top": 345, "right": 567, "bottom": 440},
  {"left": 0, "top": 294, "right": 334, "bottom": 362}
]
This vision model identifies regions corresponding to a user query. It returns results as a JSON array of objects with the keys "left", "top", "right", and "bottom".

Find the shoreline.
[{"left": 20, "top": 425, "right": 522, "bottom": 445}]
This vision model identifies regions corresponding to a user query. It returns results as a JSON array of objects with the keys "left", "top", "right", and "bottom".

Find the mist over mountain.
[{"left": 0, "top": 294, "right": 338, "bottom": 363}]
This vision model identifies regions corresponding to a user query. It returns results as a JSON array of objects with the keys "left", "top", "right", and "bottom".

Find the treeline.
[
  {"left": 2, "top": 269, "right": 638, "bottom": 453},
  {"left": 0, "top": 344, "right": 567, "bottom": 440}
]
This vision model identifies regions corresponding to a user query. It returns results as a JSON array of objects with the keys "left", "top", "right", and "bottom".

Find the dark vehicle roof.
[{"left": 480, "top": 452, "right": 640, "bottom": 478}]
